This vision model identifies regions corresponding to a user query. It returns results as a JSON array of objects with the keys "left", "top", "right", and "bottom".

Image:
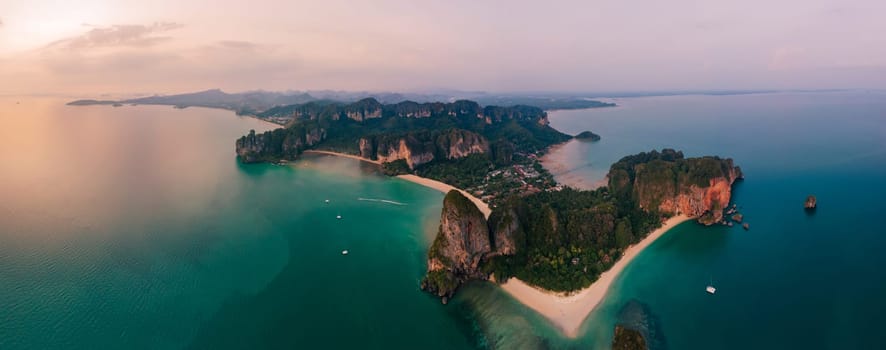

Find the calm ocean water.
[
  {"left": 0, "top": 98, "right": 478, "bottom": 349},
  {"left": 492, "top": 91, "right": 886, "bottom": 349},
  {"left": 1, "top": 92, "right": 884, "bottom": 349}
]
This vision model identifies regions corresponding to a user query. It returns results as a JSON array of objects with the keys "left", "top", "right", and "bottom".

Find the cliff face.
[
  {"left": 421, "top": 190, "right": 492, "bottom": 302},
  {"left": 259, "top": 98, "right": 550, "bottom": 125},
  {"left": 343, "top": 98, "right": 383, "bottom": 122},
  {"left": 358, "top": 129, "right": 490, "bottom": 169},
  {"left": 235, "top": 124, "right": 327, "bottom": 163},
  {"left": 609, "top": 149, "right": 743, "bottom": 225},
  {"left": 241, "top": 98, "right": 566, "bottom": 165},
  {"left": 488, "top": 208, "right": 520, "bottom": 256},
  {"left": 655, "top": 167, "right": 740, "bottom": 224}
]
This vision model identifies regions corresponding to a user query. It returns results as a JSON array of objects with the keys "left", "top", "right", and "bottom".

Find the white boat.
[
  {"left": 706, "top": 277, "right": 716, "bottom": 294},
  {"left": 325, "top": 199, "right": 330, "bottom": 203},
  {"left": 341, "top": 250, "right": 349, "bottom": 255},
  {"left": 336, "top": 215, "right": 342, "bottom": 219}
]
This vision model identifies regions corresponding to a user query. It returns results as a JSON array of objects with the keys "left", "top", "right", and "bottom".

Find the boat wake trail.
[{"left": 357, "top": 198, "right": 407, "bottom": 206}]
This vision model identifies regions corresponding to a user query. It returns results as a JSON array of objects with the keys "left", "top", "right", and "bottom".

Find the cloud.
[
  {"left": 217, "top": 40, "right": 258, "bottom": 50},
  {"left": 47, "top": 22, "right": 183, "bottom": 50}
]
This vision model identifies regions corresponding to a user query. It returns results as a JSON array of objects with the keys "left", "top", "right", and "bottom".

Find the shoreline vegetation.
[
  {"left": 301, "top": 150, "right": 492, "bottom": 218},
  {"left": 234, "top": 98, "right": 742, "bottom": 339},
  {"left": 302, "top": 149, "right": 704, "bottom": 338},
  {"left": 75, "top": 94, "right": 741, "bottom": 340},
  {"left": 500, "top": 215, "right": 691, "bottom": 337}
]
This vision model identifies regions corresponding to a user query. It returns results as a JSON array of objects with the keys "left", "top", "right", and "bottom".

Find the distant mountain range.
[
  {"left": 67, "top": 89, "right": 315, "bottom": 116},
  {"left": 67, "top": 89, "right": 617, "bottom": 124}
]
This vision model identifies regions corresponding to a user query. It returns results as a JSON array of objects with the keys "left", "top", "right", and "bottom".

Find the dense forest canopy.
[
  {"left": 482, "top": 149, "right": 741, "bottom": 292},
  {"left": 236, "top": 98, "right": 570, "bottom": 168}
]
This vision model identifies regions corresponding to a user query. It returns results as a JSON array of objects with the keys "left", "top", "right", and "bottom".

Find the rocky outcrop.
[
  {"left": 421, "top": 190, "right": 492, "bottom": 302},
  {"left": 374, "top": 138, "right": 436, "bottom": 168},
  {"left": 259, "top": 98, "right": 552, "bottom": 125},
  {"left": 612, "top": 326, "right": 648, "bottom": 350},
  {"left": 235, "top": 124, "right": 327, "bottom": 163},
  {"left": 574, "top": 130, "right": 601, "bottom": 141},
  {"left": 358, "top": 129, "right": 490, "bottom": 169},
  {"left": 488, "top": 208, "right": 520, "bottom": 256},
  {"left": 239, "top": 98, "right": 567, "bottom": 164},
  {"left": 235, "top": 130, "right": 266, "bottom": 163},
  {"left": 305, "top": 127, "right": 326, "bottom": 146},
  {"left": 655, "top": 170, "right": 740, "bottom": 225},
  {"left": 805, "top": 195, "right": 817, "bottom": 209},
  {"left": 343, "top": 98, "right": 383, "bottom": 122},
  {"left": 608, "top": 149, "right": 743, "bottom": 225}
]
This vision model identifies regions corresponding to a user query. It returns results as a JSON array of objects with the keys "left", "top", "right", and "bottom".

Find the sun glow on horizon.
[{"left": 1, "top": 3, "right": 112, "bottom": 53}]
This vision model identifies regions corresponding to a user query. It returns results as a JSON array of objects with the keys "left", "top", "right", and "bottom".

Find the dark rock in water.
[
  {"left": 574, "top": 130, "right": 601, "bottom": 141},
  {"left": 804, "top": 195, "right": 817, "bottom": 210},
  {"left": 616, "top": 300, "right": 667, "bottom": 350},
  {"left": 612, "top": 326, "right": 648, "bottom": 350},
  {"left": 743, "top": 223, "right": 750, "bottom": 230},
  {"left": 731, "top": 213, "right": 743, "bottom": 223}
]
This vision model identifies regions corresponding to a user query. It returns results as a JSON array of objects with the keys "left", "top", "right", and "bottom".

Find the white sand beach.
[
  {"left": 299, "top": 150, "right": 491, "bottom": 218},
  {"left": 396, "top": 174, "right": 491, "bottom": 218},
  {"left": 500, "top": 215, "right": 691, "bottom": 337},
  {"left": 302, "top": 150, "right": 383, "bottom": 164},
  {"left": 303, "top": 149, "right": 688, "bottom": 337}
]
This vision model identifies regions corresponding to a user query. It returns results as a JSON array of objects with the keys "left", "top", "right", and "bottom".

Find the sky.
[{"left": 1, "top": 0, "right": 885, "bottom": 96}]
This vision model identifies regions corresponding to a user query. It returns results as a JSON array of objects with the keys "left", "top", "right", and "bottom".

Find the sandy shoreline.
[
  {"left": 245, "top": 115, "right": 285, "bottom": 128},
  {"left": 300, "top": 150, "right": 491, "bottom": 218},
  {"left": 302, "top": 150, "right": 382, "bottom": 165},
  {"left": 303, "top": 147, "right": 686, "bottom": 337},
  {"left": 396, "top": 174, "right": 491, "bottom": 218},
  {"left": 499, "top": 215, "right": 691, "bottom": 337},
  {"left": 539, "top": 139, "right": 608, "bottom": 190}
]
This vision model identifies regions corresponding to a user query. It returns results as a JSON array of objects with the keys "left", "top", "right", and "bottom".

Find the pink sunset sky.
[{"left": 1, "top": 0, "right": 885, "bottom": 96}]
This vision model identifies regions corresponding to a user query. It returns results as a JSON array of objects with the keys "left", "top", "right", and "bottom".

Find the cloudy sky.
[{"left": 1, "top": 0, "right": 885, "bottom": 96}]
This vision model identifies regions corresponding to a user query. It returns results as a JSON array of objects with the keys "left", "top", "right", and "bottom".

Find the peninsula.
[
  {"left": 421, "top": 150, "right": 742, "bottom": 317},
  {"left": 222, "top": 97, "right": 742, "bottom": 336},
  {"left": 76, "top": 94, "right": 741, "bottom": 337}
]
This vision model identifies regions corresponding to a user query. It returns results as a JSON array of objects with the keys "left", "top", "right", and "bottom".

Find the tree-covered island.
[{"left": 225, "top": 97, "right": 743, "bottom": 301}]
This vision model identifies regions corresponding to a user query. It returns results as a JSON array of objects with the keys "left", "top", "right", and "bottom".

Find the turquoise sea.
[{"left": 1, "top": 92, "right": 885, "bottom": 349}]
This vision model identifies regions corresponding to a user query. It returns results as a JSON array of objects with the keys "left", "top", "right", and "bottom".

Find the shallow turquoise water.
[
  {"left": 533, "top": 92, "right": 886, "bottom": 349},
  {"left": 2, "top": 92, "right": 885, "bottom": 349},
  {"left": 0, "top": 98, "right": 479, "bottom": 349}
]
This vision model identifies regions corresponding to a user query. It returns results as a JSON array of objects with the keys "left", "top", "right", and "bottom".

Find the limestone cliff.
[
  {"left": 421, "top": 190, "right": 492, "bottom": 302},
  {"left": 487, "top": 208, "right": 520, "bottom": 256},
  {"left": 358, "top": 129, "right": 490, "bottom": 169},
  {"left": 608, "top": 149, "right": 743, "bottom": 225},
  {"left": 235, "top": 124, "right": 327, "bottom": 163},
  {"left": 343, "top": 98, "right": 383, "bottom": 122},
  {"left": 238, "top": 98, "right": 567, "bottom": 165}
]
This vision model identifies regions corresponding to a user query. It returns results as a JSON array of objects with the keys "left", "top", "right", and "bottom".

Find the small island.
[
  {"left": 574, "top": 130, "right": 601, "bottom": 141},
  {"left": 805, "top": 195, "right": 817, "bottom": 210}
]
